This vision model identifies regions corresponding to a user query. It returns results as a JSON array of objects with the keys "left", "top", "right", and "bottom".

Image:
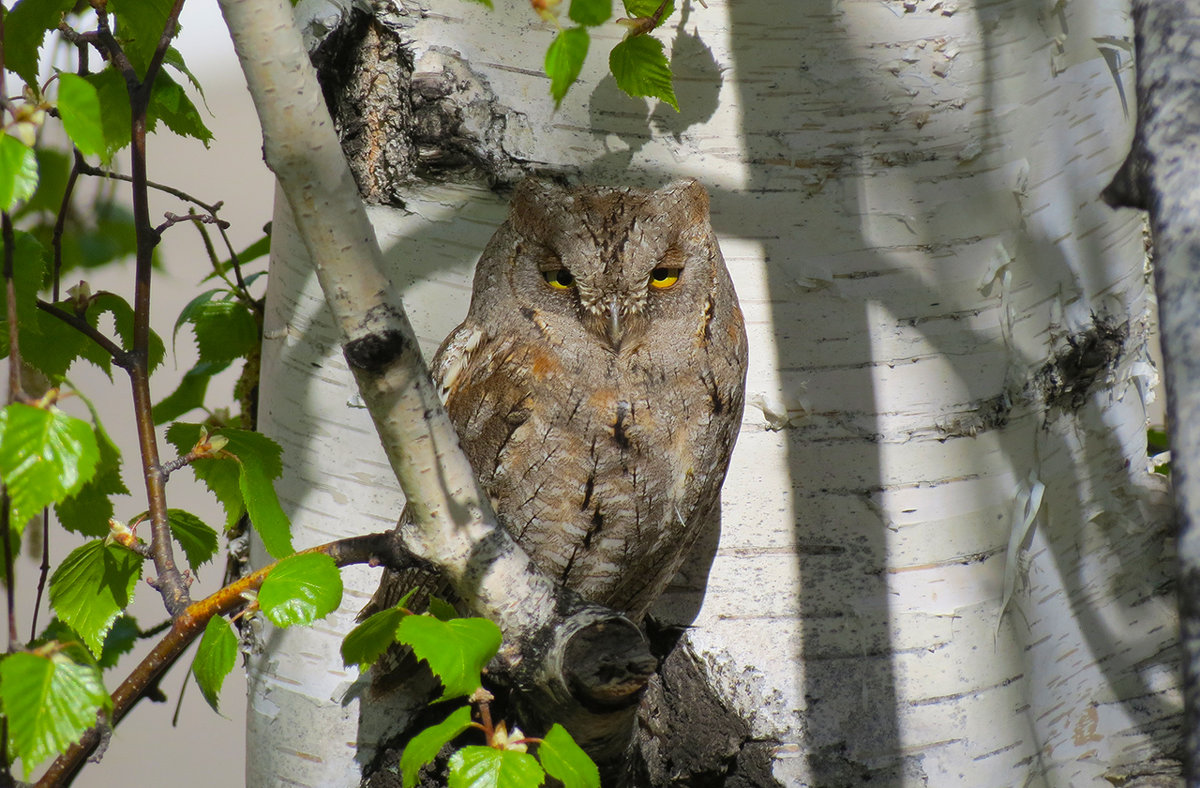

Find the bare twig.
[
  {"left": 1, "top": 496, "right": 15, "bottom": 650},
  {"left": 153, "top": 210, "right": 229, "bottom": 237},
  {"left": 31, "top": 514, "right": 50, "bottom": 641},
  {"left": 74, "top": 161, "right": 225, "bottom": 215},
  {"left": 51, "top": 153, "right": 83, "bottom": 302}
]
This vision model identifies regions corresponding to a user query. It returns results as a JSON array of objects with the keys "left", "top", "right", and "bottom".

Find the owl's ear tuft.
[
  {"left": 668, "top": 179, "right": 711, "bottom": 218},
  {"left": 511, "top": 178, "right": 568, "bottom": 214},
  {"left": 509, "top": 178, "right": 572, "bottom": 238}
]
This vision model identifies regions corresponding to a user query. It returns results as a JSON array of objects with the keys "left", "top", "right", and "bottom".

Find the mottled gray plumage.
[{"left": 371, "top": 178, "right": 747, "bottom": 622}]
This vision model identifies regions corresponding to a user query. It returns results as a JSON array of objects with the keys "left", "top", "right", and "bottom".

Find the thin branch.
[
  {"left": 35, "top": 531, "right": 405, "bottom": 787},
  {"left": 35, "top": 300, "right": 129, "bottom": 366},
  {"left": 3, "top": 211, "right": 22, "bottom": 400},
  {"left": 51, "top": 154, "right": 83, "bottom": 302},
  {"left": 74, "top": 161, "right": 224, "bottom": 216},
  {"left": 153, "top": 210, "right": 228, "bottom": 237},
  {"left": 30, "top": 514, "right": 50, "bottom": 641},
  {"left": 73, "top": 162, "right": 262, "bottom": 309},
  {"left": 96, "top": 0, "right": 192, "bottom": 618},
  {"left": 91, "top": 9, "right": 137, "bottom": 91},
  {"left": 159, "top": 451, "right": 198, "bottom": 479},
  {"left": 1, "top": 496, "right": 14, "bottom": 650}
]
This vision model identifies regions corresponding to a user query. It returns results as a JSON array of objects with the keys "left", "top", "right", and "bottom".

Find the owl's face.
[{"left": 475, "top": 179, "right": 721, "bottom": 352}]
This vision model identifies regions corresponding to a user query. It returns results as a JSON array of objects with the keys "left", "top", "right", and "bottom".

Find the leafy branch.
[{"left": 494, "top": 0, "right": 683, "bottom": 108}]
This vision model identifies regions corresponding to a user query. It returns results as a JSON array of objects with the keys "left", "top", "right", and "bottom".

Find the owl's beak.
[{"left": 607, "top": 295, "right": 623, "bottom": 349}]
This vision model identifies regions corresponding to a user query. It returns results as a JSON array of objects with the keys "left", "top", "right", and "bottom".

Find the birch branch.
[
  {"left": 216, "top": 0, "right": 653, "bottom": 770},
  {"left": 1105, "top": 3, "right": 1200, "bottom": 783}
]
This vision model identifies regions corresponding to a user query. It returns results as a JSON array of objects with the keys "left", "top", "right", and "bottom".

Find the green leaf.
[
  {"left": 623, "top": 0, "right": 674, "bottom": 19},
  {"left": 462, "top": 0, "right": 493, "bottom": 6},
  {"left": 166, "top": 508, "right": 220, "bottom": 569},
  {"left": 545, "top": 27, "right": 590, "bottom": 108},
  {"left": 148, "top": 72, "right": 214, "bottom": 147},
  {"left": 259, "top": 552, "right": 343, "bottom": 628},
  {"left": 36, "top": 614, "right": 140, "bottom": 670},
  {"left": 108, "top": 0, "right": 177, "bottom": 77},
  {"left": 76, "top": 199, "right": 139, "bottom": 269},
  {"left": 15, "top": 147, "right": 71, "bottom": 218},
  {"left": 3, "top": 0, "right": 76, "bottom": 87},
  {"left": 48, "top": 539, "right": 142, "bottom": 657},
  {"left": 83, "top": 69, "right": 133, "bottom": 158},
  {"left": 401, "top": 705, "right": 474, "bottom": 788},
  {"left": 22, "top": 303, "right": 99, "bottom": 383},
  {"left": 193, "top": 616, "right": 238, "bottom": 712},
  {"left": 179, "top": 293, "right": 259, "bottom": 365},
  {"left": 239, "top": 457, "right": 293, "bottom": 558},
  {"left": 57, "top": 74, "right": 107, "bottom": 157},
  {"left": 88, "top": 291, "right": 166, "bottom": 373},
  {"left": 173, "top": 289, "right": 224, "bottom": 348},
  {"left": 165, "top": 423, "right": 291, "bottom": 555},
  {"left": 538, "top": 724, "right": 599, "bottom": 788},
  {"left": 0, "top": 403, "right": 100, "bottom": 533},
  {"left": 448, "top": 746, "right": 544, "bottom": 788},
  {"left": 0, "top": 645, "right": 112, "bottom": 778},
  {"left": 0, "top": 230, "right": 48, "bottom": 362},
  {"left": 341, "top": 606, "right": 407, "bottom": 670},
  {"left": 0, "top": 134, "right": 39, "bottom": 212},
  {"left": 609, "top": 34, "right": 677, "bottom": 111},
  {"left": 54, "top": 392, "right": 127, "bottom": 537},
  {"left": 428, "top": 595, "right": 458, "bottom": 622},
  {"left": 396, "top": 615, "right": 502, "bottom": 701},
  {"left": 569, "top": 0, "right": 610, "bottom": 26},
  {"left": 94, "top": 614, "right": 140, "bottom": 669},
  {"left": 204, "top": 235, "right": 271, "bottom": 284},
  {"left": 163, "top": 47, "right": 208, "bottom": 106},
  {"left": 151, "top": 362, "right": 226, "bottom": 424}
]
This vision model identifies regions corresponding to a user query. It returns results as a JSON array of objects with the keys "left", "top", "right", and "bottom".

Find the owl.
[{"left": 373, "top": 178, "right": 747, "bottom": 622}]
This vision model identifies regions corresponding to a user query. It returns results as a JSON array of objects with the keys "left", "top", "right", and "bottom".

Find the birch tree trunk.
[{"left": 248, "top": 0, "right": 1181, "bottom": 784}]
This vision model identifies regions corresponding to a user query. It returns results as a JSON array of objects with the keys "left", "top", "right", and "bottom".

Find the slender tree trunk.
[
  {"left": 1106, "top": 2, "right": 1200, "bottom": 784},
  {"left": 248, "top": 0, "right": 1180, "bottom": 784}
]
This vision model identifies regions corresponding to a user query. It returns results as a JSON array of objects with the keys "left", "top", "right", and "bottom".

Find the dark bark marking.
[{"left": 344, "top": 329, "right": 412, "bottom": 374}]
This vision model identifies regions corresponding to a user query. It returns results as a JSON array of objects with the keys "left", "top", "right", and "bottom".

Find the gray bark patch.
[
  {"left": 628, "top": 631, "right": 783, "bottom": 787},
  {"left": 311, "top": 8, "right": 525, "bottom": 204},
  {"left": 1034, "top": 315, "right": 1128, "bottom": 414}
]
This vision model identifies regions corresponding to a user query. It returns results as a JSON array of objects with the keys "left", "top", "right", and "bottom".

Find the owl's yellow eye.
[
  {"left": 542, "top": 269, "right": 576, "bottom": 289},
  {"left": 650, "top": 267, "right": 681, "bottom": 289}
]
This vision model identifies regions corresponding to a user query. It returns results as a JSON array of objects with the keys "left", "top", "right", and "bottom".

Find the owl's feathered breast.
[{"left": 432, "top": 296, "right": 745, "bottom": 620}]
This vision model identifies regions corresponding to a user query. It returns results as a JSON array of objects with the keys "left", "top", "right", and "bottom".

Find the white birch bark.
[{"left": 249, "top": 0, "right": 1180, "bottom": 784}]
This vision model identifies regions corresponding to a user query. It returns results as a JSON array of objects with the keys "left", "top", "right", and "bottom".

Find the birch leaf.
[
  {"left": 0, "top": 402, "right": 100, "bottom": 534},
  {"left": 538, "top": 724, "right": 599, "bottom": 788},
  {"left": 341, "top": 606, "right": 407, "bottom": 669},
  {"left": 0, "top": 646, "right": 111, "bottom": 778},
  {"left": 397, "top": 615, "right": 502, "bottom": 701},
  {"left": 448, "top": 746, "right": 544, "bottom": 788},
  {"left": 546, "top": 27, "right": 590, "bottom": 107},
  {"left": 400, "top": 705, "right": 474, "bottom": 788},
  {"left": 48, "top": 539, "right": 142, "bottom": 658},
  {"left": 193, "top": 616, "right": 238, "bottom": 712},
  {"left": 259, "top": 552, "right": 343, "bottom": 628},
  {"left": 609, "top": 35, "right": 677, "bottom": 110}
]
